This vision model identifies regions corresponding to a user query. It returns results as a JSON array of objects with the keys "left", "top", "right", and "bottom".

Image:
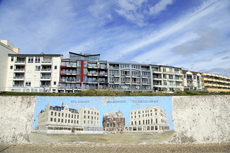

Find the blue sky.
[{"left": 0, "top": 0, "right": 230, "bottom": 76}]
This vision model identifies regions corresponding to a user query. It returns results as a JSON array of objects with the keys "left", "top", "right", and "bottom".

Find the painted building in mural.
[
  {"left": 2, "top": 40, "right": 230, "bottom": 93},
  {"left": 102, "top": 111, "right": 125, "bottom": 134},
  {"left": 35, "top": 103, "right": 102, "bottom": 134},
  {"left": 125, "top": 106, "right": 170, "bottom": 133}
]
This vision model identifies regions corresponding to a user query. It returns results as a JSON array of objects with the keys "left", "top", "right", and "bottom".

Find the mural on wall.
[{"left": 33, "top": 96, "right": 174, "bottom": 136}]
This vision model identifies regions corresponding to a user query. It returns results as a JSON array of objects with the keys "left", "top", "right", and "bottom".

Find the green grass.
[{"left": 1, "top": 89, "right": 230, "bottom": 96}]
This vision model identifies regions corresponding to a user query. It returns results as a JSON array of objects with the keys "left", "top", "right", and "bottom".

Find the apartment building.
[
  {"left": 125, "top": 106, "right": 170, "bottom": 133},
  {"left": 6, "top": 53, "right": 62, "bottom": 93},
  {"left": 0, "top": 40, "right": 19, "bottom": 91},
  {"left": 151, "top": 65, "right": 184, "bottom": 92},
  {"left": 58, "top": 52, "right": 108, "bottom": 93},
  {"left": 202, "top": 73, "right": 230, "bottom": 92},
  {"left": 108, "top": 63, "right": 152, "bottom": 91},
  {"left": 35, "top": 103, "right": 102, "bottom": 134},
  {"left": 102, "top": 111, "right": 125, "bottom": 134},
  {"left": 182, "top": 70, "right": 202, "bottom": 90},
  {"left": 77, "top": 107, "right": 102, "bottom": 132}
]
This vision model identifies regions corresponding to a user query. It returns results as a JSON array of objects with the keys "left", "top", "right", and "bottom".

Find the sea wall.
[{"left": 0, "top": 95, "right": 229, "bottom": 144}]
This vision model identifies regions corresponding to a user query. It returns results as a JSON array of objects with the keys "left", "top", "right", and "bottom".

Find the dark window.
[
  {"left": 54, "top": 81, "right": 56, "bottom": 85},
  {"left": 11, "top": 57, "right": 14, "bottom": 61},
  {"left": 54, "top": 66, "right": 57, "bottom": 69},
  {"left": 10, "top": 66, "right": 13, "bottom": 69}
]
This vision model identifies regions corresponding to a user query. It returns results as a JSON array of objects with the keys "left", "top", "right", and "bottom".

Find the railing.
[
  {"left": 13, "top": 85, "right": 24, "bottom": 87},
  {"left": 99, "top": 65, "right": 107, "bottom": 69},
  {"left": 125, "top": 74, "right": 130, "bottom": 77},
  {"left": 174, "top": 71, "right": 183, "bottom": 74},
  {"left": 141, "top": 68, "right": 149, "bottom": 71},
  {"left": 113, "top": 74, "right": 120, "bottom": 77},
  {"left": 153, "top": 77, "right": 162, "bottom": 79},
  {"left": 142, "top": 82, "right": 150, "bottom": 85},
  {"left": 40, "top": 85, "right": 51, "bottom": 87},
  {"left": 131, "top": 75, "right": 140, "bottom": 78},
  {"left": 142, "top": 75, "right": 150, "bottom": 78},
  {"left": 88, "top": 65, "right": 98, "bottom": 68},
  {"left": 125, "top": 81, "right": 130, "bottom": 84},
  {"left": 98, "top": 80, "right": 107, "bottom": 83},
  {"left": 41, "top": 76, "right": 51, "bottom": 79},
  {"left": 114, "top": 81, "right": 119, "bottom": 84},
  {"left": 99, "top": 73, "right": 108, "bottom": 76},
  {"left": 13, "top": 77, "right": 24, "bottom": 79},
  {"left": 15, "top": 61, "right": 25, "bottom": 63},
  {"left": 175, "top": 78, "right": 183, "bottom": 81},
  {"left": 14, "top": 69, "right": 25, "bottom": 71},
  {"left": 41, "top": 61, "right": 52, "bottom": 63},
  {"left": 153, "top": 70, "right": 162, "bottom": 73},
  {"left": 153, "top": 83, "right": 162, "bottom": 86},
  {"left": 41, "top": 69, "right": 51, "bottom": 71},
  {"left": 88, "top": 72, "right": 98, "bottom": 76},
  {"left": 109, "top": 66, "right": 119, "bottom": 69}
]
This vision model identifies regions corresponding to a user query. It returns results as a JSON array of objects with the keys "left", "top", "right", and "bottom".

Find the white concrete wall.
[
  {"left": 172, "top": 95, "right": 230, "bottom": 143},
  {"left": 0, "top": 44, "right": 16, "bottom": 91},
  {"left": 0, "top": 96, "right": 36, "bottom": 143},
  {"left": 0, "top": 96, "right": 229, "bottom": 144}
]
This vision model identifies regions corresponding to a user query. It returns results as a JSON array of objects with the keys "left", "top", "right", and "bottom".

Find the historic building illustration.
[
  {"left": 102, "top": 110, "right": 125, "bottom": 134},
  {"left": 35, "top": 103, "right": 102, "bottom": 134},
  {"left": 125, "top": 106, "right": 170, "bottom": 133}
]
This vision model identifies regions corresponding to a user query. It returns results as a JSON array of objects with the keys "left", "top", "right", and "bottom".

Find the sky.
[{"left": 0, "top": 0, "right": 230, "bottom": 76}]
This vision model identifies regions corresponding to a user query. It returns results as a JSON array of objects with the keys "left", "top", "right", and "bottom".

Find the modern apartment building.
[
  {"left": 35, "top": 103, "right": 102, "bottom": 134},
  {"left": 108, "top": 63, "right": 152, "bottom": 91},
  {"left": 151, "top": 65, "right": 184, "bottom": 92},
  {"left": 0, "top": 40, "right": 19, "bottom": 91},
  {"left": 6, "top": 53, "right": 62, "bottom": 93},
  {"left": 125, "top": 106, "right": 170, "bottom": 133},
  {"left": 201, "top": 73, "right": 230, "bottom": 92},
  {"left": 182, "top": 70, "right": 202, "bottom": 90},
  {"left": 102, "top": 111, "right": 125, "bottom": 134},
  {"left": 58, "top": 52, "right": 108, "bottom": 93}
]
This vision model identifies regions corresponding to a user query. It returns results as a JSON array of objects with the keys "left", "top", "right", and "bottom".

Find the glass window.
[
  {"left": 194, "top": 76, "right": 196, "bottom": 79},
  {"left": 77, "top": 68, "right": 81, "bottom": 74},
  {"left": 54, "top": 66, "right": 57, "bottom": 69},
  {"left": 54, "top": 81, "right": 56, "bottom": 85},
  {"left": 163, "top": 68, "right": 166, "bottom": 72},
  {"left": 11, "top": 57, "right": 14, "bottom": 61},
  {"left": 10, "top": 66, "right": 13, "bottom": 69}
]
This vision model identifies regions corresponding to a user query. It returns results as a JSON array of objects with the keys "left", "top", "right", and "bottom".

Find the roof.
[
  {"left": 69, "top": 52, "right": 100, "bottom": 57},
  {"left": 182, "top": 70, "right": 201, "bottom": 75},
  {"left": 109, "top": 62, "right": 150, "bottom": 66},
  {"left": 150, "top": 64, "right": 182, "bottom": 69},
  {"left": 49, "top": 106, "right": 79, "bottom": 114},
  {"left": 8, "top": 54, "right": 63, "bottom": 57}
]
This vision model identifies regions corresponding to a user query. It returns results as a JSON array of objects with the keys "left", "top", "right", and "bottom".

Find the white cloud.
[{"left": 149, "top": 0, "right": 173, "bottom": 15}]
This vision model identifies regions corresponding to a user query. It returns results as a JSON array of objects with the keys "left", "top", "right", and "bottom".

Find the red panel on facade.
[{"left": 81, "top": 60, "right": 84, "bottom": 82}]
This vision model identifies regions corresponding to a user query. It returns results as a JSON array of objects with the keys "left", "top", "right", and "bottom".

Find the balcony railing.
[
  {"left": 142, "top": 75, "right": 150, "bottom": 78},
  {"left": 98, "top": 80, "right": 107, "bottom": 83},
  {"left": 109, "top": 66, "right": 119, "bottom": 69},
  {"left": 125, "top": 74, "right": 130, "bottom": 77},
  {"left": 41, "top": 61, "right": 52, "bottom": 64},
  {"left": 153, "top": 77, "right": 162, "bottom": 79},
  {"left": 99, "top": 65, "right": 107, "bottom": 69},
  {"left": 131, "top": 75, "right": 140, "bottom": 78},
  {"left": 15, "top": 61, "right": 25, "bottom": 63},
  {"left": 40, "top": 85, "right": 51, "bottom": 87},
  {"left": 41, "top": 69, "right": 51, "bottom": 71},
  {"left": 153, "top": 70, "right": 162, "bottom": 73},
  {"left": 88, "top": 72, "right": 98, "bottom": 76},
  {"left": 41, "top": 76, "right": 51, "bottom": 79},
  {"left": 13, "top": 77, "right": 24, "bottom": 79},
  {"left": 14, "top": 69, "right": 25, "bottom": 71},
  {"left": 99, "top": 73, "right": 108, "bottom": 76},
  {"left": 13, "top": 85, "right": 24, "bottom": 87},
  {"left": 113, "top": 74, "right": 120, "bottom": 77}
]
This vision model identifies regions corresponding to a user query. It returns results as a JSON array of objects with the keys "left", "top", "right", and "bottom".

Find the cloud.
[
  {"left": 199, "top": 68, "right": 230, "bottom": 77},
  {"left": 214, "top": 49, "right": 230, "bottom": 55},
  {"left": 88, "top": 0, "right": 112, "bottom": 20},
  {"left": 149, "top": 0, "right": 173, "bottom": 15},
  {"left": 172, "top": 28, "right": 223, "bottom": 55},
  {"left": 221, "top": 56, "right": 230, "bottom": 60}
]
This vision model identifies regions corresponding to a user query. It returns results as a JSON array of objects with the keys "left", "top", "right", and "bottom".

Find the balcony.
[
  {"left": 88, "top": 65, "right": 98, "bottom": 69},
  {"left": 132, "top": 81, "right": 137, "bottom": 85},
  {"left": 113, "top": 74, "right": 120, "bottom": 77},
  {"left": 88, "top": 72, "right": 98, "bottom": 76},
  {"left": 153, "top": 83, "right": 162, "bottom": 87},
  {"left": 142, "top": 75, "right": 149, "bottom": 78},
  {"left": 65, "top": 71, "right": 77, "bottom": 75},
  {"left": 142, "top": 82, "right": 150, "bottom": 85},
  {"left": 13, "top": 77, "right": 24, "bottom": 80},
  {"left": 41, "top": 69, "right": 51, "bottom": 72},
  {"left": 13, "top": 85, "right": 24, "bottom": 87},
  {"left": 40, "top": 85, "right": 51, "bottom": 87},
  {"left": 131, "top": 75, "right": 140, "bottom": 78},
  {"left": 40, "top": 76, "right": 51, "bottom": 80},
  {"left": 153, "top": 70, "right": 162, "bottom": 73},
  {"left": 14, "top": 61, "right": 25, "bottom": 65},
  {"left": 66, "top": 63, "right": 77, "bottom": 67},
  {"left": 109, "top": 66, "right": 119, "bottom": 69},
  {"left": 175, "top": 78, "right": 183, "bottom": 81},
  {"left": 125, "top": 81, "right": 131, "bottom": 84},
  {"left": 99, "top": 65, "right": 107, "bottom": 69},
  {"left": 98, "top": 80, "right": 107, "bottom": 83},
  {"left": 66, "top": 79, "right": 76, "bottom": 83},
  {"left": 41, "top": 61, "right": 52, "bottom": 65},
  {"left": 87, "top": 80, "right": 98, "bottom": 84},
  {"left": 174, "top": 71, "right": 183, "bottom": 75},
  {"left": 125, "top": 74, "right": 130, "bottom": 77},
  {"left": 14, "top": 69, "right": 25, "bottom": 72},
  {"left": 153, "top": 77, "right": 162, "bottom": 80},
  {"left": 114, "top": 81, "right": 120, "bottom": 84},
  {"left": 99, "top": 73, "right": 108, "bottom": 76}
]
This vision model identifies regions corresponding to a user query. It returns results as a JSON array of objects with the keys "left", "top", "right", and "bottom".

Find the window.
[
  {"left": 54, "top": 81, "right": 56, "bottom": 85},
  {"left": 77, "top": 68, "right": 81, "bottom": 74},
  {"left": 35, "top": 57, "right": 40, "bottom": 63},
  {"left": 169, "top": 75, "right": 173, "bottom": 79},
  {"left": 120, "top": 64, "right": 129, "bottom": 68},
  {"left": 26, "top": 82, "right": 31, "bottom": 86},
  {"left": 10, "top": 66, "right": 13, "bottom": 69},
  {"left": 35, "top": 66, "right": 40, "bottom": 71},
  {"left": 28, "top": 57, "right": 33, "bottom": 63},
  {"left": 194, "top": 76, "right": 196, "bottom": 79},
  {"left": 184, "top": 74, "right": 186, "bottom": 78},
  {"left": 54, "top": 66, "right": 57, "bottom": 69},
  {"left": 77, "top": 61, "right": 81, "bottom": 66},
  {"left": 83, "top": 68, "right": 87, "bottom": 74},
  {"left": 163, "top": 68, "right": 166, "bottom": 72},
  {"left": 11, "top": 57, "right": 14, "bottom": 61}
]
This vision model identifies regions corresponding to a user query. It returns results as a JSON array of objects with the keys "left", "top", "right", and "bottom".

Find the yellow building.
[{"left": 202, "top": 73, "right": 230, "bottom": 92}]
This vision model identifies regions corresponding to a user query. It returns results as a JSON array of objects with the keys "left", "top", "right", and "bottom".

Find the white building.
[
  {"left": 35, "top": 104, "right": 102, "bottom": 134},
  {"left": 0, "top": 40, "right": 19, "bottom": 91},
  {"left": 125, "top": 106, "right": 170, "bottom": 133},
  {"left": 6, "top": 53, "right": 62, "bottom": 93},
  {"left": 182, "top": 70, "right": 202, "bottom": 90},
  {"left": 78, "top": 107, "right": 102, "bottom": 133}
]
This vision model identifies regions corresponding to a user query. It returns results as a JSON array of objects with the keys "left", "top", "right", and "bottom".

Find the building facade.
[
  {"left": 202, "top": 73, "right": 230, "bottom": 92},
  {"left": 108, "top": 63, "right": 152, "bottom": 91},
  {"left": 125, "top": 106, "right": 170, "bottom": 133},
  {"left": 0, "top": 40, "right": 19, "bottom": 91},
  {"left": 152, "top": 65, "right": 184, "bottom": 92},
  {"left": 102, "top": 111, "right": 125, "bottom": 134},
  {"left": 35, "top": 103, "right": 102, "bottom": 134},
  {"left": 182, "top": 70, "right": 202, "bottom": 90}
]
